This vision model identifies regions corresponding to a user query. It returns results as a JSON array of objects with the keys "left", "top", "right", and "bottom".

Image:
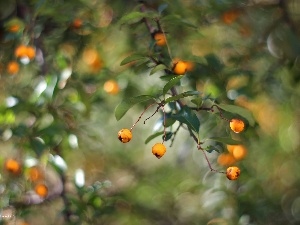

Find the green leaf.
[
  {"left": 119, "top": 11, "right": 155, "bottom": 25},
  {"left": 172, "top": 106, "right": 200, "bottom": 132},
  {"left": 165, "top": 91, "right": 200, "bottom": 104},
  {"left": 191, "top": 97, "right": 203, "bottom": 108},
  {"left": 217, "top": 104, "right": 255, "bottom": 126},
  {"left": 120, "top": 54, "right": 147, "bottom": 66},
  {"left": 161, "top": 14, "right": 197, "bottom": 29},
  {"left": 145, "top": 131, "right": 164, "bottom": 144},
  {"left": 115, "top": 95, "right": 155, "bottom": 121},
  {"left": 208, "top": 137, "right": 242, "bottom": 145},
  {"left": 150, "top": 64, "right": 167, "bottom": 75},
  {"left": 162, "top": 76, "right": 184, "bottom": 95},
  {"left": 158, "top": 3, "right": 168, "bottom": 15}
]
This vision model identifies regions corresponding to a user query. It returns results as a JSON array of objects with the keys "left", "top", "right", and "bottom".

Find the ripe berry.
[
  {"left": 6, "top": 61, "right": 19, "bottom": 75},
  {"left": 104, "top": 80, "right": 119, "bottom": 95},
  {"left": 152, "top": 143, "right": 166, "bottom": 159},
  {"left": 118, "top": 129, "right": 132, "bottom": 143},
  {"left": 4, "top": 159, "right": 21, "bottom": 175},
  {"left": 217, "top": 153, "right": 236, "bottom": 166},
  {"left": 34, "top": 183, "right": 48, "bottom": 198},
  {"left": 172, "top": 60, "right": 187, "bottom": 75},
  {"left": 230, "top": 119, "right": 245, "bottom": 133},
  {"left": 28, "top": 166, "right": 44, "bottom": 182},
  {"left": 154, "top": 32, "right": 166, "bottom": 46},
  {"left": 226, "top": 166, "right": 241, "bottom": 180}
]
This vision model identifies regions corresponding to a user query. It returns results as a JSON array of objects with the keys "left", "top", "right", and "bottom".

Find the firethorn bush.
[{"left": 0, "top": 0, "right": 300, "bottom": 225}]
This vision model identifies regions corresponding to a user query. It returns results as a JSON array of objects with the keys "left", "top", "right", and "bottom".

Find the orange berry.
[
  {"left": 118, "top": 129, "right": 132, "bottom": 143},
  {"left": 34, "top": 183, "right": 48, "bottom": 198},
  {"left": 15, "top": 45, "right": 35, "bottom": 60},
  {"left": 184, "top": 61, "right": 195, "bottom": 72},
  {"left": 217, "top": 153, "right": 236, "bottom": 166},
  {"left": 8, "top": 24, "right": 20, "bottom": 33},
  {"left": 72, "top": 18, "right": 83, "bottom": 29},
  {"left": 230, "top": 119, "right": 245, "bottom": 133},
  {"left": 226, "top": 145, "right": 235, "bottom": 154},
  {"left": 154, "top": 32, "right": 166, "bottom": 46},
  {"left": 6, "top": 61, "right": 19, "bottom": 75},
  {"left": 232, "top": 145, "right": 247, "bottom": 161},
  {"left": 222, "top": 9, "right": 240, "bottom": 25},
  {"left": 4, "top": 159, "right": 21, "bottom": 175},
  {"left": 104, "top": 80, "right": 119, "bottom": 95},
  {"left": 226, "top": 166, "right": 241, "bottom": 180},
  {"left": 28, "top": 166, "right": 44, "bottom": 182},
  {"left": 152, "top": 143, "right": 166, "bottom": 159},
  {"left": 172, "top": 60, "right": 187, "bottom": 75},
  {"left": 26, "top": 46, "right": 36, "bottom": 60},
  {"left": 15, "top": 45, "right": 28, "bottom": 58}
]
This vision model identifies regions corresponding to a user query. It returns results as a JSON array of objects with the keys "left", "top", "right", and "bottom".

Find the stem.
[{"left": 131, "top": 102, "right": 157, "bottom": 131}]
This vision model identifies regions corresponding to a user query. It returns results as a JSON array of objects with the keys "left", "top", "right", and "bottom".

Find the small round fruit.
[
  {"left": 4, "top": 159, "right": 21, "bottom": 174},
  {"left": 154, "top": 32, "right": 166, "bottom": 46},
  {"left": 15, "top": 45, "right": 28, "bottom": 58},
  {"left": 226, "top": 166, "right": 241, "bottom": 180},
  {"left": 104, "top": 80, "right": 119, "bottom": 95},
  {"left": 28, "top": 166, "right": 44, "bottom": 182},
  {"left": 230, "top": 119, "right": 245, "bottom": 133},
  {"left": 152, "top": 143, "right": 166, "bottom": 159},
  {"left": 6, "top": 61, "right": 19, "bottom": 75},
  {"left": 232, "top": 145, "right": 247, "bottom": 161},
  {"left": 34, "top": 183, "right": 48, "bottom": 198},
  {"left": 172, "top": 60, "right": 187, "bottom": 75},
  {"left": 222, "top": 9, "right": 240, "bottom": 25},
  {"left": 217, "top": 153, "right": 236, "bottom": 166},
  {"left": 118, "top": 129, "right": 132, "bottom": 143},
  {"left": 26, "top": 46, "right": 36, "bottom": 60},
  {"left": 8, "top": 24, "right": 20, "bottom": 33},
  {"left": 72, "top": 18, "right": 83, "bottom": 29}
]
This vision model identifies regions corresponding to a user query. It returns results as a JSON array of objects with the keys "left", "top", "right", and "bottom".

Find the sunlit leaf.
[
  {"left": 115, "top": 95, "right": 155, "bottom": 121},
  {"left": 150, "top": 64, "right": 167, "bottom": 75},
  {"left": 145, "top": 131, "right": 164, "bottom": 144},
  {"left": 120, "top": 54, "right": 147, "bottom": 66},
  {"left": 119, "top": 11, "right": 156, "bottom": 25},
  {"left": 165, "top": 91, "right": 200, "bottom": 104},
  {"left": 163, "top": 75, "right": 184, "bottom": 95}
]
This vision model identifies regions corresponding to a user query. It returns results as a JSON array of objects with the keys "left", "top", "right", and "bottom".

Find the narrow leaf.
[
  {"left": 162, "top": 76, "right": 184, "bottom": 95},
  {"left": 165, "top": 91, "right": 200, "bottom": 104},
  {"left": 208, "top": 137, "right": 242, "bottom": 145},
  {"left": 120, "top": 54, "right": 147, "bottom": 66},
  {"left": 119, "top": 11, "right": 154, "bottom": 25},
  {"left": 145, "top": 131, "right": 164, "bottom": 144},
  {"left": 217, "top": 104, "right": 255, "bottom": 126},
  {"left": 150, "top": 64, "right": 167, "bottom": 75},
  {"left": 115, "top": 95, "right": 155, "bottom": 121}
]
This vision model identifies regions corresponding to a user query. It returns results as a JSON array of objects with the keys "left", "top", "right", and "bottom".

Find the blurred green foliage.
[{"left": 0, "top": 0, "right": 300, "bottom": 224}]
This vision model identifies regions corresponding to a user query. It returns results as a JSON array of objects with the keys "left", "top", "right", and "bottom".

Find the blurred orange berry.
[
  {"left": 184, "top": 61, "right": 195, "bottom": 72},
  {"left": 8, "top": 24, "right": 20, "bottom": 33},
  {"left": 15, "top": 45, "right": 28, "bottom": 58},
  {"left": 4, "top": 159, "right": 21, "bottom": 175},
  {"left": 72, "top": 18, "right": 83, "bottom": 29},
  {"left": 6, "top": 61, "right": 19, "bottom": 75},
  {"left": 172, "top": 60, "right": 187, "bottom": 75},
  {"left": 154, "top": 32, "right": 166, "bottom": 46},
  {"left": 15, "top": 45, "right": 35, "bottom": 60},
  {"left": 232, "top": 145, "right": 247, "bottom": 161},
  {"left": 226, "top": 145, "right": 235, "bottom": 154},
  {"left": 104, "top": 80, "right": 119, "bottom": 95},
  {"left": 152, "top": 143, "right": 166, "bottom": 159},
  {"left": 222, "top": 9, "right": 240, "bottom": 25},
  {"left": 217, "top": 153, "right": 236, "bottom": 166},
  {"left": 28, "top": 166, "right": 44, "bottom": 182},
  {"left": 118, "top": 128, "right": 132, "bottom": 143},
  {"left": 34, "top": 183, "right": 48, "bottom": 198},
  {"left": 226, "top": 166, "right": 241, "bottom": 180},
  {"left": 26, "top": 46, "right": 36, "bottom": 60},
  {"left": 230, "top": 119, "right": 245, "bottom": 133}
]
